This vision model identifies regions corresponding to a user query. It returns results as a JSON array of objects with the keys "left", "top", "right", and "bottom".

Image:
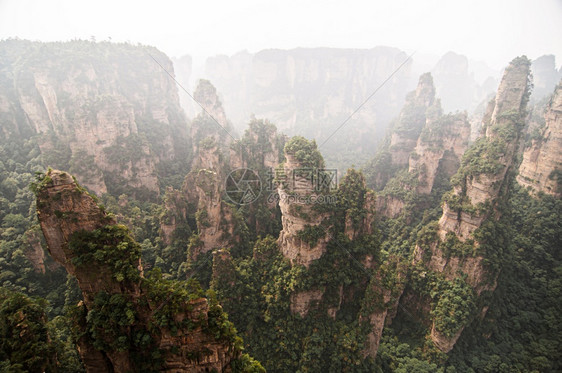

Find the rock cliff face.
[
  {"left": 438, "top": 57, "right": 531, "bottom": 242},
  {"left": 277, "top": 153, "right": 331, "bottom": 267},
  {"left": 369, "top": 72, "right": 470, "bottom": 218},
  {"left": 229, "top": 118, "right": 283, "bottom": 171},
  {"left": 517, "top": 82, "right": 562, "bottom": 197},
  {"left": 531, "top": 55, "right": 562, "bottom": 100},
  {"left": 161, "top": 91, "right": 284, "bottom": 260},
  {"left": 361, "top": 259, "right": 406, "bottom": 359},
  {"left": 35, "top": 169, "right": 246, "bottom": 372},
  {"left": 201, "top": 47, "right": 413, "bottom": 134},
  {"left": 390, "top": 73, "right": 437, "bottom": 168},
  {"left": 0, "top": 40, "right": 190, "bottom": 197},
  {"left": 413, "top": 56, "right": 532, "bottom": 352},
  {"left": 190, "top": 79, "right": 235, "bottom": 156},
  {"left": 409, "top": 112, "right": 471, "bottom": 194},
  {"left": 161, "top": 82, "right": 250, "bottom": 259},
  {"left": 23, "top": 230, "right": 47, "bottom": 273},
  {"left": 368, "top": 73, "right": 437, "bottom": 192},
  {"left": 183, "top": 141, "right": 238, "bottom": 258}
]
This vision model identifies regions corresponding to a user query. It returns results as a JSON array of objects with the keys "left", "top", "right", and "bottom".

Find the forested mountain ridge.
[
  {"left": 0, "top": 39, "right": 191, "bottom": 198},
  {"left": 0, "top": 40, "right": 560, "bottom": 372}
]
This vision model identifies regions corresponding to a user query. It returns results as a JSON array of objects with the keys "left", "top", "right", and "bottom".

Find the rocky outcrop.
[
  {"left": 157, "top": 81, "right": 242, "bottom": 259},
  {"left": 438, "top": 57, "right": 531, "bottom": 242},
  {"left": 183, "top": 141, "right": 238, "bottom": 259},
  {"left": 201, "top": 47, "right": 412, "bottom": 134},
  {"left": 0, "top": 40, "right": 190, "bottom": 197},
  {"left": 370, "top": 72, "right": 470, "bottom": 219},
  {"left": 229, "top": 118, "right": 283, "bottom": 171},
  {"left": 517, "top": 82, "right": 562, "bottom": 197},
  {"left": 290, "top": 289, "right": 324, "bottom": 318},
  {"left": 275, "top": 138, "right": 333, "bottom": 318},
  {"left": 389, "top": 73, "right": 436, "bottom": 168},
  {"left": 374, "top": 195, "right": 405, "bottom": 219},
  {"left": 277, "top": 152, "right": 331, "bottom": 267},
  {"left": 361, "top": 259, "right": 406, "bottom": 359},
  {"left": 367, "top": 73, "right": 437, "bottom": 191},
  {"left": 409, "top": 113, "right": 471, "bottom": 194},
  {"left": 345, "top": 190, "right": 377, "bottom": 240},
  {"left": 412, "top": 56, "right": 532, "bottom": 352},
  {"left": 191, "top": 79, "right": 235, "bottom": 156},
  {"left": 531, "top": 55, "right": 562, "bottom": 100},
  {"left": 431, "top": 51, "right": 497, "bottom": 113},
  {"left": 159, "top": 187, "right": 189, "bottom": 246},
  {"left": 35, "top": 169, "right": 247, "bottom": 372},
  {"left": 23, "top": 230, "right": 47, "bottom": 273}
]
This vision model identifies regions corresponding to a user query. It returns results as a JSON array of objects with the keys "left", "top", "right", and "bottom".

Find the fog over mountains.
[{"left": 173, "top": 48, "right": 560, "bottom": 170}]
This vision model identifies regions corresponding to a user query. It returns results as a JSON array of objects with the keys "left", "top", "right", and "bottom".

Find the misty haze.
[{"left": 0, "top": 1, "right": 560, "bottom": 372}]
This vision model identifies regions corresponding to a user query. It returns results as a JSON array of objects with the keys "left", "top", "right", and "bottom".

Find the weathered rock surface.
[
  {"left": 290, "top": 289, "right": 324, "bottom": 318},
  {"left": 0, "top": 40, "right": 190, "bottom": 197},
  {"left": 277, "top": 154, "right": 331, "bottom": 267},
  {"left": 191, "top": 79, "right": 235, "bottom": 156},
  {"left": 36, "top": 169, "right": 244, "bottom": 372},
  {"left": 371, "top": 73, "right": 470, "bottom": 219},
  {"left": 409, "top": 113, "right": 471, "bottom": 194},
  {"left": 361, "top": 259, "right": 406, "bottom": 359},
  {"left": 191, "top": 47, "right": 414, "bottom": 170},
  {"left": 344, "top": 191, "right": 377, "bottom": 240},
  {"left": 374, "top": 195, "right": 405, "bottom": 219},
  {"left": 200, "top": 47, "right": 413, "bottom": 135},
  {"left": 438, "top": 58, "right": 531, "bottom": 242},
  {"left": 367, "top": 72, "right": 437, "bottom": 192},
  {"left": 414, "top": 57, "right": 532, "bottom": 352},
  {"left": 531, "top": 55, "right": 562, "bottom": 100},
  {"left": 517, "top": 81, "right": 562, "bottom": 197},
  {"left": 389, "top": 73, "right": 437, "bottom": 168},
  {"left": 431, "top": 51, "right": 498, "bottom": 113},
  {"left": 183, "top": 141, "right": 237, "bottom": 258},
  {"left": 23, "top": 230, "right": 47, "bottom": 273}
]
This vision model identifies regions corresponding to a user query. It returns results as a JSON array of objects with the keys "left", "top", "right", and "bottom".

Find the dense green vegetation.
[
  {"left": 447, "top": 186, "right": 561, "bottom": 372},
  {"left": 0, "top": 42, "right": 559, "bottom": 372},
  {"left": 210, "top": 169, "right": 391, "bottom": 372},
  {"left": 284, "top": 136, "right": 325, "bottom": 170}
]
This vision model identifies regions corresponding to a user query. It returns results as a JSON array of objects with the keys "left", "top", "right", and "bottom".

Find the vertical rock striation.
[
  {"left": 277, "top": 152, "right": 331, "bottom": 268},
  {"left": 370, "top": 72, "right": 470, "bottom": 218},
  {"left": 35, "top": 169, "right": 251, "bottom": 372},
  {"left": 183, "top": 140, "right": 238, "bottom": 259},
  {"left": 517, "top": 81, "right": 562, "bottom": 197},
  {"left": 437, "top": 57, "right": 531, "bottom": 242},
  {"left": 409, "top": 112, "right": 471, "bottom": 195},
  {"left": 190, "top": 79, "right": 235, "bottom": 157},
  {"left": 0, "top": 40, "right": 190, "bottom": 197},
  {"left": 413, "top": 56, "right": 532, "bottom": 352},
  {"left": 367, "top": 73, "right": 437, "bottom": 192}
]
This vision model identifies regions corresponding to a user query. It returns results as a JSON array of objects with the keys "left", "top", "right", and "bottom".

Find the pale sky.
[{"left": 0, "top": 0, "right": 561, "bottom": 69}]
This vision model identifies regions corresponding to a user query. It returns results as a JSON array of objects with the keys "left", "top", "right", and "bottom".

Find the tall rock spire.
[
  {"left": 413, "top": 56, "right": 532, "bottom": 352},
  {"left": 35, "top": 169, "right": 258, "bottom": 372},
  {"left": 517, "top": 81, "right": 562, "bottom": 197}
]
